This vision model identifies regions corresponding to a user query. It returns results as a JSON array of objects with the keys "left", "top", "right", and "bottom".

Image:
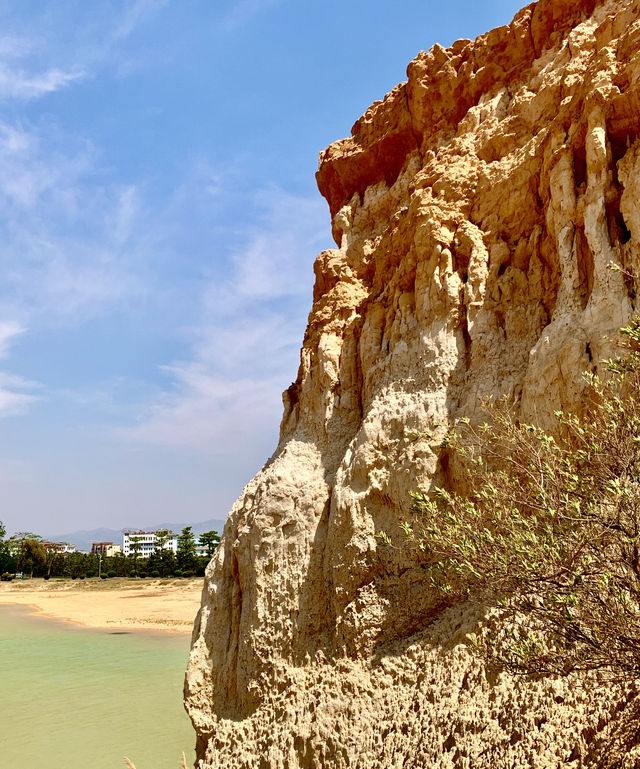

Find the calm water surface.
[{"left": 0, "top": 604, "right": 196, "bottom": 769}]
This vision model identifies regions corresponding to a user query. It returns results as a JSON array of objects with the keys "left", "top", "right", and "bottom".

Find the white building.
[
  {"left": 122, "top": 530, "right": 178, "bottom": 557},
  {"left": 195, "top": 541, "right": 207, "bottom": 557},
  {"left": 44, "top": 541, "right": 77, "bottom": 554}
]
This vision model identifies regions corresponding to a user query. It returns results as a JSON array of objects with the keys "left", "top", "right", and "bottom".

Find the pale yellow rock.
[{"left": 185, "top": 0, "right": 640, "bottom": 766}]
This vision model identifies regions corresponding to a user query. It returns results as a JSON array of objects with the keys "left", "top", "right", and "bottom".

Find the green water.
[{"left": 0, "top": 605, "right": 196, "bottom": 769}]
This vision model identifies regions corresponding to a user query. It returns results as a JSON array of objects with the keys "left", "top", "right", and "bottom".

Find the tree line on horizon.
[{"left": 0, "top": 524, "right": 221, "bottom": 580}]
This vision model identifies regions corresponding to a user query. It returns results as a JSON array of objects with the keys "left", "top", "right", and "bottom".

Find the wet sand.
[{"left": 0, "top": 576, "right": 203, "bottom": 633}]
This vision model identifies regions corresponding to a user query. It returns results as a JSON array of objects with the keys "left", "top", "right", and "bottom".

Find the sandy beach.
[{"left": 0, "top": 577, "right": 203, "bottom": 633}]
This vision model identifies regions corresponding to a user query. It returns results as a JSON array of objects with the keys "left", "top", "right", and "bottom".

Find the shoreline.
[{"left": 0, "top": 577, "right": 203, "bottom": 634}]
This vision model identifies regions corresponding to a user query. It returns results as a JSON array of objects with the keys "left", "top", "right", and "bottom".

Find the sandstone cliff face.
[{"left": 185, "top": 1, "right": 640, "bottom": 766}]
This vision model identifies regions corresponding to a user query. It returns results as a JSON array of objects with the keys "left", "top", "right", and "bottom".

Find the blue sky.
[{"left": 0, "top": 0, "right": 525, "bottom": 535}]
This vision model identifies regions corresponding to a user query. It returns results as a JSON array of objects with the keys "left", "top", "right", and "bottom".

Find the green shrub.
[
  {"left": 174, "top": 570, "right": 183, "bottom": 577},
  {"left": 182, "top": 571, "right": 194, "bottom": 578},
  {"left": 100, "top": 574, "right": 107, "bottom": 579},
  {"left": 1, "top": 572, "right": 14, "bottom": 581},
  {"left": 107, "top": 570, "right": 116, "bottom": 578},
  {"left": 151, "top": 570, "right": 160, "bottom": 578},
  {"left": 399, "top": 318, "right": 640, "bottom": 682},
  {"left": 86, "top": 570, "right": 95, "bottom": 578}
]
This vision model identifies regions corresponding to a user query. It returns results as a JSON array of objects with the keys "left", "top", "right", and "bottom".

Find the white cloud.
[
  {"left": 0, "top": 114, "right": 161, "bottom": 327},
  {"left": 0, "top": 35, "right": 34, "bottom": 60},
  {"left": 0, "top": 320, "right": 24, "bottom": 358},
  {"left": 0, "top": 373, "right": 40, "bottom": 417},
  {"left": 0, "top": 389, "right": 34, "bottom": 416},
  {"left": 119, "top": 186, "right": 330, "bottom": 455},
  {"left": 0, "top": 64, "right": 82, "bottom": 102},
  {"left": 0, "top": 1, "right": 169, "bottom": 105},
  {"left": 0, "top": 331, "right": 41, "bottom": 417},
  {"left": 0, "top": 2, "right": 328, "bottom": 452},
  {"left": 219, "top": 0, "right": 283, "bottom": 32},
  {"left": 122, "top": 368, "right": 282, "bottom": 454},
  {"left": 112, "top": 0, "right": 169, "bottom": 43},
  {"left": 75, "top": 0, "right": 171, "bottom": 78},
  {"left": 0, "top": 120, "right": 91, "bottom": 209},
  {"left": 0, "top": 30, "right": 82, "bottom": 102},
  {"left": 232, "top": 201, "right": 323, "bottom": 300},
  {"left": 0, "top": 4, "right": 180, "bottom": 327}
]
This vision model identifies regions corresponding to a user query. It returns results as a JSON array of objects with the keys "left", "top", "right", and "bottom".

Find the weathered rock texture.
[{"left": 186, "top": 0, "right": 640, "bottom": 766}]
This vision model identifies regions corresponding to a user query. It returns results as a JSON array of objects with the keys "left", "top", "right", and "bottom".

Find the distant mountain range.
[{"left": 42, "top": 517, "right": 227, "bottom": 552}]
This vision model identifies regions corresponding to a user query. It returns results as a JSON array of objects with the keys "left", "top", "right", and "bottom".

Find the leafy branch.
[{"left": 399, "top": 319, "right": 640, "bottom": 681}]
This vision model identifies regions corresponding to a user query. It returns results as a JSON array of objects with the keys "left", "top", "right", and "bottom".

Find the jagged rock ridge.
[{"left": 186, "top": 0, "right": 640, "bottom": 766}]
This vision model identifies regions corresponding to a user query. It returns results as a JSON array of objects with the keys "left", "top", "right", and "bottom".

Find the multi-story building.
[
  {"left": 122, "top": 530, "right": 178, "bottom": 557},
  {"left": 91, "top": 542, "right": 122, "bottom": 557},
  {"left": 195, "top": 539, "right": 219, "bottom": 557},
  {"left": 43, "top": 541, "right": 77, "bottom": 554}
]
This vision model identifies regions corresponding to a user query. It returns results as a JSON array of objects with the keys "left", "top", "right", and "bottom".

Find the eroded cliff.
[{"left": 186, "top": 0, "right": 640, "bottom": 765}]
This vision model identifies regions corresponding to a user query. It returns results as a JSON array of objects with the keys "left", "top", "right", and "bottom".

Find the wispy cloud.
[
  {"left": 219, "top": 0, "right": 283, "bottom": 33},
  {"left": 112, "top": 0, "right": 169, "bottom": 43},
  {"left": 0, "top": 1, "right": 169, "bottom": 104},
  {"left": 0, "top": 119, "right": 149, "bottom": 325},
  {"left": 0, "top": 4, "right": 176, "bottom": 426},
  {"left": 0, "top": 120, "right": 90, "bottom": 209},
  {"left": 0, "top": 320, "right": 24, "bottom": 358},
  {"left": 0, "top": 64, "right": 82, "bottom": 101},
  {"left": 120, "top": 186, "right": 329, "bottom": 455},
  {"left": 0, "top": 325, "right": 41, "bottom": 417},
  {"left": 0, "top": 2, "right": 189, "bottom": 323},
  {"left": 0, "top": 5, "right": 172, "bottom": 324},
  {"left": 0, "top": 31, "right": 82, "bottom": 102},
  {"left": 0, "top": 372, "right": 40, "bottom": 417}
]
